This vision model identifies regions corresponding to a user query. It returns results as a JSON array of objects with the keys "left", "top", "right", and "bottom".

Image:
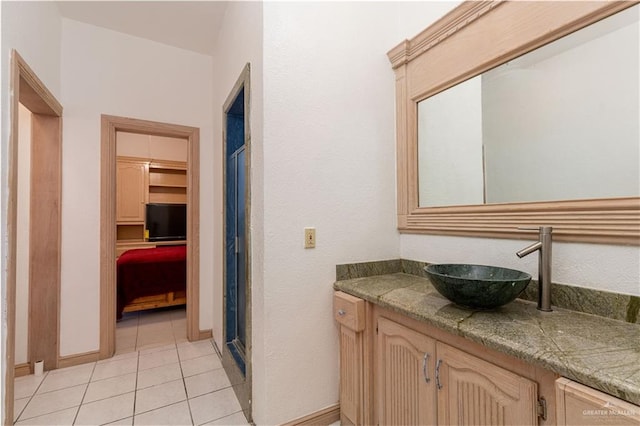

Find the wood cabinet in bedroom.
[
  {"left": 116, "top": 158, "right": 148, "bottom": 224},
  {"left": 116, "top": 156, "right": 187, "bottom": 244}
]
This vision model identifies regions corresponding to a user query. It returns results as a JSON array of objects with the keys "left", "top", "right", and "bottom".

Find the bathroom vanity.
[
  {"left": 333, "top": 270, "right": 640, "bottom": 426},
  {"left": 347, "top": 0, "right": 640, "bottom": 423}
]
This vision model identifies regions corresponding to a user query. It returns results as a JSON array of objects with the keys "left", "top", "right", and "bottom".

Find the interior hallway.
[{"left": 13, "top": 308, "right": 248, "bottom": 425}]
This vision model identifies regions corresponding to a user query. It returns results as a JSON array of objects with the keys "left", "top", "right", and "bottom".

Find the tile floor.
[
  {"left": 115, "top": 306, "right": 189, "bottom": 354},
  {"left": 14, "top": 307, "right": 249, "bottom": 425}
]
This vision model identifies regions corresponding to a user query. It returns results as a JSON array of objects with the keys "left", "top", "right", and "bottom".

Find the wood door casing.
[
  {"left": 376, "top": 317, "right": 437, "bottom": 426},
  {"left": 100, "top": 115, "right": 201, "bottom": 361},
  {"left": 5, "top": 50, "right": 64, "bottom": 426},
  {"left": 436, "top": 341, "right": 538, "bottom": 426},
  {"left": 28, "top": 114, "right": 62, "bottom": 372}
]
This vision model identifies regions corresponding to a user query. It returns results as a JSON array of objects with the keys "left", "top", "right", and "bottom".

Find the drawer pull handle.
[
  {"left": 435, "top": 359, "right": 443, "bottom": 390},
  {"left": 422, "top": 353, "right": 430, "bottom": 383},
  {"left": 337, "top": 309, "right": 346, "bottom": 316}
]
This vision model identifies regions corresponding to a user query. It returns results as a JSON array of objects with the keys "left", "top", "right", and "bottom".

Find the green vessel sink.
[{"left": 424, "top": 264, "right": 532, "bottom": 309}]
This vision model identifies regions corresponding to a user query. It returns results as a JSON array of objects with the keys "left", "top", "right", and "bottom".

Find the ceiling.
[{"left": 56, "top": 1, "right": 228, "bottom": 56}]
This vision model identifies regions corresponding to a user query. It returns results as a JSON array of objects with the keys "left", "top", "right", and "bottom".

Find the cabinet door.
[
  {"left": 556, "top": 377, "right": 640, "bottom": 425},
  {"left": 377, "top": 317, "right": 437, "bottom": 426},
  {"left": 335, "top": 291, "right": 366, "bottom": 425},
  {"left": 436, "top": 342, "right": 538, "bottom": 425},
  {"left": 340, "top": 325, "right": 363, "bottom": 425},
  {"left": 116, "top": 160, "right": 148, "bottom": 222}
]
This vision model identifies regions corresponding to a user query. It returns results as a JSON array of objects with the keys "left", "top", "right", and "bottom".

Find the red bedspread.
[{"left": 116, "top": 245, "right": 186, "bottom": 319}]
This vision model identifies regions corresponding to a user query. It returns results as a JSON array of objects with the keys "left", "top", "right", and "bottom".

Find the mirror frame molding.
[{"left": 388, "top": 0, "right": 640, "bottom": 245}]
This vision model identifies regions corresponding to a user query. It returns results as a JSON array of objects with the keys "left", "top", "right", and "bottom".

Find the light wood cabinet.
[
  {"left": 335, "top": 295, "right": 559, "bottom": 426},
  {"left": 334, "top": 292, "right": 365, "bottom": 425},
  {"left": 116, "top": 157, "right": 187, "bottom": 245},
  {"left": 436, "top": 341, "right": 538, "bottom": 425},
  {"left": 376, "top": 317, "right": 436, "bottom": 425},
  {"left": 373, "top": 316, "right": 537, "bottom": 426},
  {"left": 116, "top": 159, "right": 148, "bottom": 223},
  {"left": 556, "top": 378, "right": 640, "bottom": 425}
]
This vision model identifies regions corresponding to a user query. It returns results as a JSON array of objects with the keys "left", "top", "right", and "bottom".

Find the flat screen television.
[{"left": 146, "top": 203, "right": 187, "bottom": 242}]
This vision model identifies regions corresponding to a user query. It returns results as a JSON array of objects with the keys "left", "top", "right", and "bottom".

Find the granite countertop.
[{"left": 334, "top": 273, "right": 640, "bottom": 406}]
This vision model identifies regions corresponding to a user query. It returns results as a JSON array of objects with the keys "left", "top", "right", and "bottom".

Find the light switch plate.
[{"left": 304, "top": 227, "right": 316, "bottom": 249}]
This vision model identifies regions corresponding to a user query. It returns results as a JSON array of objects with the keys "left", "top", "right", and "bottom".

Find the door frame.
[
  {"left": 4, "top": 50, "right": 63, "bottom": 426},
  {"left": 222, "top": 63, "right": 252, "bottom": 421},
  {"left": 99, "top": 115, "right": 201, "bottom": 359}
]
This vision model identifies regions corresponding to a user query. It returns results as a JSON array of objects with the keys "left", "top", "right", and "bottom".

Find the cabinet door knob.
[
  {"left": 422, "top": 353, "right": 431, "bottom": 383},
  {"left": 337, "top": 309, "right": 346, "bottom": 316}
]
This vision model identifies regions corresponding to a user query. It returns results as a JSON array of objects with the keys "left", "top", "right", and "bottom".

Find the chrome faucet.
[{"left": 516, "top": 226, "right": 553, "bottom": 312}]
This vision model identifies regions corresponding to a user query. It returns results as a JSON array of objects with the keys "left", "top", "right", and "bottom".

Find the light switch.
[{"left": 304, "top": 227, "right": 316, "bottom": 249}]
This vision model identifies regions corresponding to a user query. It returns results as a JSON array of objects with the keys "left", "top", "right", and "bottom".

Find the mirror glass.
[{"left": 418, "top": 4, "right": 639, "bottom": 208}]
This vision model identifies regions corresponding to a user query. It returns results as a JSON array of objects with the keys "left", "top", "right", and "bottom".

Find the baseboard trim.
[
  {"left": 14, "top": 363, "right": 31, "bottom": 377},
  {"left": 58, "top": 350, "right": 100, "bottom": 369},
  {"left": 281, "top": 403, "right": 340, "bottom": 426},
  {"left": 198, "top": 329, "right": 213, "bottom": 340}
]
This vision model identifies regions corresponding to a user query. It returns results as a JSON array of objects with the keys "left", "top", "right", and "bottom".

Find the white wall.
[
  {"left": 1, "top": 1, "right": 62, "bottom": 418},
  {"left": 398, "top": 3, "right": 640, "bottom": 297},
  {"left": 59, "top": 18, "right": 214, "bottom": 356},
  {"left": 257, "top": 2, "right": 408, "bottom": 423}
]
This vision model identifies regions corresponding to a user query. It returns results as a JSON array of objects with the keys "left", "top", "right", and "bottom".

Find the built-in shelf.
[
  {"left": 117, "top": 223, "right": 145, "bottom": 241},
  {"left": 116, "top": 156, "right": 188, "bottom": 249}
]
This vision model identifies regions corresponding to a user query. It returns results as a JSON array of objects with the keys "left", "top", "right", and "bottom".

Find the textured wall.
[
  {"left": 59, "top": 18, "right": 213, "bottom": 356},
  {"left": 258, "top": 2, "right": 405, "bottom": 423}
]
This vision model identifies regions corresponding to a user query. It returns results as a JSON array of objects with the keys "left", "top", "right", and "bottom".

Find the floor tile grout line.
[
  {"left": 13, "top": 371, "right": 49, "bottom": 423},
  {"left": 15, "top": 404, "right": 81, "bottom": 424},
  {"left": 133, "top": 395, "right": 189, "bottom": 419},
  {"left": 16, "top": 381, "right": 88, "bottom": 423},
  {"left": 181, "top": 365, "right": 225, "bottom": 380},
  {"left": 72, "top": 358, "right": 98, "bottom": 424},
  {"left": 132, "top": 347, "right": 141, "bottom": 422},
  {"left": 175, "top": 336, "right": 196, "bottom": 425},
  {"left": 15, "top": 374, "right": 86, "bottom": 423},
  {"left": 203, "top": 408, "right": 246, "bottom": 426}
]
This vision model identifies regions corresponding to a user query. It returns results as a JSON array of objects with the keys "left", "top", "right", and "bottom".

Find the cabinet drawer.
[{"left": 334, "top": 291, "right": 365, "bottom": 332}]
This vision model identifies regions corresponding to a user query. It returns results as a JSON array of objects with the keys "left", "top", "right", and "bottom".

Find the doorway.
[
  {"left": 4, "top": 50, "right": 63, "bottom": 426},
  {"left": 222, "top": 64, "right": 252, "bottom": 422},
  {"left": 99, "top": 115, "right": 202, "bottom": 360},
  {"left": 114, "top": 131, "right": 190, "bottom": 352}
]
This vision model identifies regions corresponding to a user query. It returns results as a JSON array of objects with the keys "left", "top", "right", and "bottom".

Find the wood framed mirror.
[{"left": 388, "top": 1, "right": 639, "bottom": 245}]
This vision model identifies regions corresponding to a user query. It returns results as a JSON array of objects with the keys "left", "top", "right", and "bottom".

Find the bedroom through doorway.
[
  {"left": 100, "top": 115, "right": 201, "bottom": 361},
  {"left": 115, "top": 131, "right": 190, "bottom": 353}
]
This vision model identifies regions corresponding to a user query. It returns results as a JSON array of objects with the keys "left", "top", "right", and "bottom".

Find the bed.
[{"left": 116, "top": 245, "right": 187, "bottom": 319}]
